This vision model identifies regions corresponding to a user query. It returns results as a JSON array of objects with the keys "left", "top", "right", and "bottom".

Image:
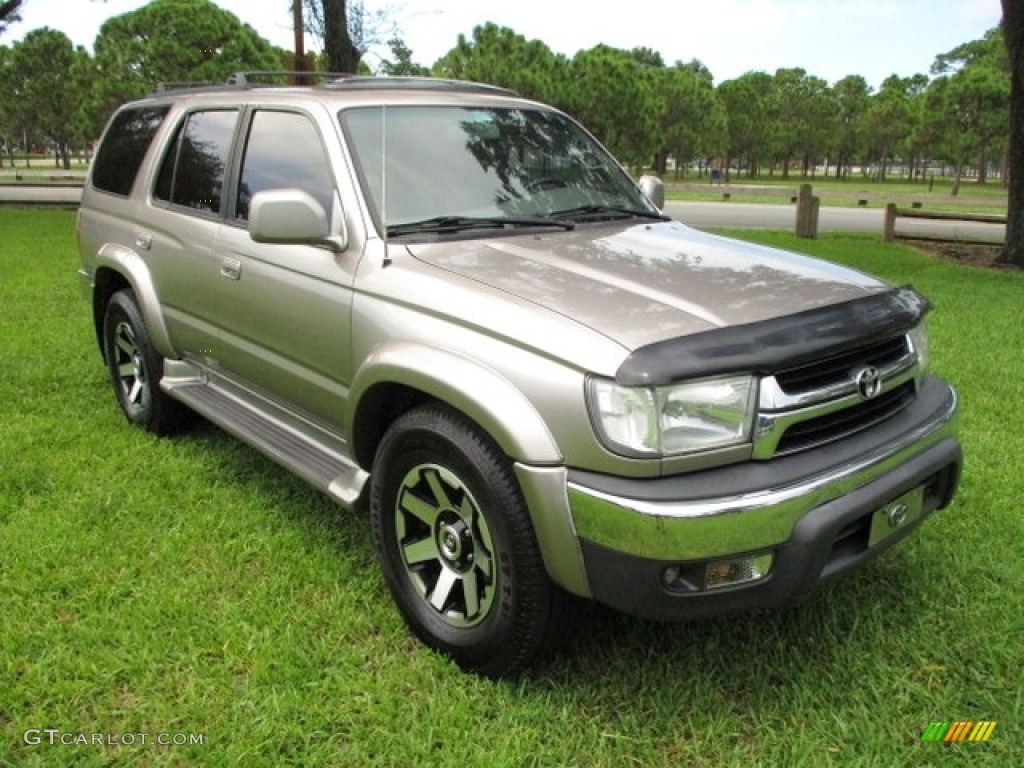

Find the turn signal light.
[{"left": 704, "top": 553, "right": 774, "bottom": 590}]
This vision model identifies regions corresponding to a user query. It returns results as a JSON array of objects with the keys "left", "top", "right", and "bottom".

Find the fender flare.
[
  {"left": 348, "top": 341, "right": 590, "bottom": 595},
  {"left": 94, "top": 243, "right": 175, "bottom": 357},
  {"left": 347, "top": 340, "right": 563, "bottom": 466}
]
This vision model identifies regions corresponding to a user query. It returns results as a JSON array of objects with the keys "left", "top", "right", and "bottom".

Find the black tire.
[
  {"left": 370, "top": 403, "right": 575, "bottom": 678},
  {"left": 101, "top": 289, "right": 186, "bottom": 435}
]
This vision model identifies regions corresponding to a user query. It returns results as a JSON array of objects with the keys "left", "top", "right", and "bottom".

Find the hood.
[{"left": 409, "top": 221, "right": 887, "bottom": 350}]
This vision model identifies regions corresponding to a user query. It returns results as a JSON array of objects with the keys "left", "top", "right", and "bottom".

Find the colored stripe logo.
[{"left": 921, "top": 721, "right": 997, "bottom": 742}]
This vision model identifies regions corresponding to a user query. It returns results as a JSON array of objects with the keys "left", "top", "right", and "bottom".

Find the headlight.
[
  {"left": 908, "top": 321, "right": 929, "bottom": 372},
  {"left": 587, "top": 374, "right": 757, "bottom": 457}
]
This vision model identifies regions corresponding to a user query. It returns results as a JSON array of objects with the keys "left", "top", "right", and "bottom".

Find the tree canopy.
[
  {"left": 0, "top": 1, "right": 1012, "bottom": 231},
  {"left": 0, "top": 0, "right": 23, "bottom": 37},
  {"left": 1, "top": 27, "right": 90, "bottom": 168},
  {"left": 433, "top": 23, "right": 569, "bottom": 107},
  {"left": 92, "top": 0, "right": 284, "bottom": 109}
]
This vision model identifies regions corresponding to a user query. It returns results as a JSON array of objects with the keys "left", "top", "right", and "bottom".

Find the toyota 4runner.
[{"left": 77, "top": 74, "right": 961, "bottom": 677}]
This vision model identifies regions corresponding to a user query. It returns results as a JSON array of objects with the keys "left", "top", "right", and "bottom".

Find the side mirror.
[
  {"left": 249, "top": 189, "right": 346, "bottom": 250},
  {"left": 637, "top": 175, "right": 665, "bottom": 210}
]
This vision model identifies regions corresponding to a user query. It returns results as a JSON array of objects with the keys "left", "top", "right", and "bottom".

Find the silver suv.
[{"left": 77, "top": 74, "right": 961, "bottom": 677}]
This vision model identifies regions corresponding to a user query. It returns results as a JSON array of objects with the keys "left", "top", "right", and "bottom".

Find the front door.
[{"left": 210, "top": 108, "right": 356, "bottom": 432}]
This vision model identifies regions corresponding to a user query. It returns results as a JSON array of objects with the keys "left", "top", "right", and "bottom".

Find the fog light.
[
  {"left": 704, "top": 553, "right": 774, "bottom": 590},
  {"left": 661, "top": 565, "right": 682, "bottom": 587}
]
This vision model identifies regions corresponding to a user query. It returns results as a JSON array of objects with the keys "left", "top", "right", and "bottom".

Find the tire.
[
  {"left": 370, "top": 403, "right": 575, "bottom": 678},
  {"left": 102, "top": 289, "right": 186, "bottom": 435}
]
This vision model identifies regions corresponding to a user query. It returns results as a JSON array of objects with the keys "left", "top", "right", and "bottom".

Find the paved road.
[
  {"left": 0, "top": 186, "right": 1007, "bottom": 244},
  {"left": 0, "top": 184, "right": 82, "bottom": 205},
  {"left": 666, "top": 200, "right": 1005, "bottom": 243}
]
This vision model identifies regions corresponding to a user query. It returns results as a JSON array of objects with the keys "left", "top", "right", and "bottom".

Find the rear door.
[{"left": 144, "top": 107, "right": 241, "bottom": 358}]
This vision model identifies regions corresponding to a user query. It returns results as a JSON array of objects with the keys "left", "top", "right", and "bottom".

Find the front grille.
[
  {"left": 775, "top": 380, "right": 917, "bottom": 455},
  {"left": 775, "top": 336, "right": 910, "bottom": 395}
]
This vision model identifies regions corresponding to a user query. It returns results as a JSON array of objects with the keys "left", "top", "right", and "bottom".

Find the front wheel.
[{"left": 370, "top": 404, "right": 575, "bottom": 678}]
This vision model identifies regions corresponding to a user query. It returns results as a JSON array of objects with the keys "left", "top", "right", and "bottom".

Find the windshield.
[{"left": 340, "top": 105, "right": 660, "bottom": 237}]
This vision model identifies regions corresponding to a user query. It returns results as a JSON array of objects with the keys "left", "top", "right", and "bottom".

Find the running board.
[{"left": 162, "top": 362, "right": 368, "bottom": 507}]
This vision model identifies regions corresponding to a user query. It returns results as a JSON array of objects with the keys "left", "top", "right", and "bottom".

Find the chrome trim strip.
[
  {"left": 752, "top": 368, "right": 920, "bottom": 459},
  {"left": 759, "top": 348, "right": 918, "bottom": 410}
]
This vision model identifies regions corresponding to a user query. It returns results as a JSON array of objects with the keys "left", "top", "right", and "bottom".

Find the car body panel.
[
  {"left": 410, "top": 220, "right": 885, "bottom": 349},
  {"left": 77, "top": 76, "right": 962, "bottom": 627}
]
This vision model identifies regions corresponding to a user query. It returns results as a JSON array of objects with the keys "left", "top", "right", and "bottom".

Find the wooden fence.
[{"left": 883, "top": 204, "right": 1006, "bottom": 244}]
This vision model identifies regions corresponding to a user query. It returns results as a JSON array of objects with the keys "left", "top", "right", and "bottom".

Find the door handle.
[{"left": 219, "top": 257, "right": 242, "bottom": 280}]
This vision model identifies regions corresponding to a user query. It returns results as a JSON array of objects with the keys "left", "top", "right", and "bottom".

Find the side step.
[{"left": 162, "top": 363, "right": 368, "bottom": 507}]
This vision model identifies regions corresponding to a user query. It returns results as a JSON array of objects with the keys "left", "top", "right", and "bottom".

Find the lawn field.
[
  {"left": 667, "top": 176, "right": 1008, "bottom": 214},
  {"left": 1, "top": 210, "right": 1020, "bottom": 767}
]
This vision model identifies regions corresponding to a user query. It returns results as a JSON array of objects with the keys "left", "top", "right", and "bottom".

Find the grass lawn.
[
  {"left": 1, "top": 210, "right": 1020, "bottom": 767},
  {"left": 667, "top": 176, "right": 1008, "bottom": 214}
]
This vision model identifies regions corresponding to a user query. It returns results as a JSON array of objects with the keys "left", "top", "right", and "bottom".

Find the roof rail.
[
  {"left": 323, "top": 76, "right": 519, "bottom": 96},
  {"left": 150, "top": 72, "right": 519, "bottom": 97},
  {"left": 225, "top": 71, "right": 358, "bottom": 86},
  {"left": 153, "top": 80, "right": 218, "bottom": 93}
]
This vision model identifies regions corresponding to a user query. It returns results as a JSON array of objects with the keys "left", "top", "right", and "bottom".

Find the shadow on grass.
[{"left": 171, "top": 411, "right": 942, "bottom": 706}]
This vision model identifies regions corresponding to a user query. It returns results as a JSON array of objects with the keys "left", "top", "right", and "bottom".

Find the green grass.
[
  {"left": 667, "top": 176, "right": 1008, "bottom": 213},
  {"left": 2, "top": 211, "right": 1020, "bottom": 766}
]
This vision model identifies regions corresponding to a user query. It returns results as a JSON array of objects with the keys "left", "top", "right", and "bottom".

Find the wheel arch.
[
  {"left": 91, "top": 244, "right": 174, "bottom": 360},
  {"left": 348, "top": 343, "right": 590, "bottom": 598},
  {"left": 348, "top": 342, "right": 563, "bottom": 470}
]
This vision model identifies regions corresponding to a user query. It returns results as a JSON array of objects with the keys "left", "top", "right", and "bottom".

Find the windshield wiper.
[
  {"left": 548, "top": 204, "right": 670, "bottom": 223},
  {"left": 387, "top": 215, "right": 575, "bottom": 237}
]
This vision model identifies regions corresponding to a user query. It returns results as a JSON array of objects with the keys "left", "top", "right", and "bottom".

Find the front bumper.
[{"left": 568, "top": 375, "right": 960, "bottom": 620}]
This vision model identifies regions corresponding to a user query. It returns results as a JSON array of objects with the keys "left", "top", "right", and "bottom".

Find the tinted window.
[
  {"left": 341, "top": 106, "right": 647, "bottom": 231},
  {"left": 92, "top": 106, "right": 170, "bottom": 196},
  {"left": 236, "top": 111, "right": 335, "bottom": 222},
  {"left": 154, "top": 110, "right": 238, "bottom": 214}
]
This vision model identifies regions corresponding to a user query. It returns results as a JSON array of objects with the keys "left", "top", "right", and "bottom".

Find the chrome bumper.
[{"left": 568, "top": 376, "right": 959, "bottom": 563}]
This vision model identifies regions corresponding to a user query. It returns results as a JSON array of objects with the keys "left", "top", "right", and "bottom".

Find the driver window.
[{"left": 236, "top": 111, "right": 335, "bottom": 223}]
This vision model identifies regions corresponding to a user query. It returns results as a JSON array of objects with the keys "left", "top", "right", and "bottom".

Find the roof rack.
[
  {"left": 322, "top": 76, "right": 519, "bottom": 96},
  {"left": 151, "top": 71, "right": 356, "bottom": 94},
  {"left": 225, "top": 71, "right": 357, "bottom": 86},
  {"left": 153, "top": 81, "right": 218, "bottom": 93},
  {"left": 150, "top": 72, "right": 520, "bottom": 97}
]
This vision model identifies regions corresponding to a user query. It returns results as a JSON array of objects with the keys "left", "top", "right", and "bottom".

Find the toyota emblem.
[
  {"left": 854, "top": 365, "right": 882, "bottom": 399},
  {"left": 886, "top": 502, "right": 909, "bottom": 528}
]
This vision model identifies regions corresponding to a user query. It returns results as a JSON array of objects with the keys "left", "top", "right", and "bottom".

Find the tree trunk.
[
  {"left": 653, "top": 149, "right": 669, "bottom": 176},
  {"left": 1002, "top": 0, "right": 1024, "bottom": 266},
  {"left": 323, "top": 0, "right": 360, "bottom": 73},
  {"left": 292, "top": 0, "right": 307, "bottom": 83}
]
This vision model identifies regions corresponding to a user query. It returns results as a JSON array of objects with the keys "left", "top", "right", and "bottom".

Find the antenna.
[{"left": 381, "top": 105, "right": 390, "bottom": 266}]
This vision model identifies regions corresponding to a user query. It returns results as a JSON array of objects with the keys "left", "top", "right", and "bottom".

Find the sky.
[{"left": 7, "top": 0, "right": 1004, "bottom": 89}]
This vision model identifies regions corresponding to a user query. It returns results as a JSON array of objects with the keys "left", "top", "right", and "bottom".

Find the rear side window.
[
  {"left": 154, "top": 109, "right": 238, "bottom": 215},
  {"left": 91, "top": 106, "right": 170, "bottom": 196}
]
